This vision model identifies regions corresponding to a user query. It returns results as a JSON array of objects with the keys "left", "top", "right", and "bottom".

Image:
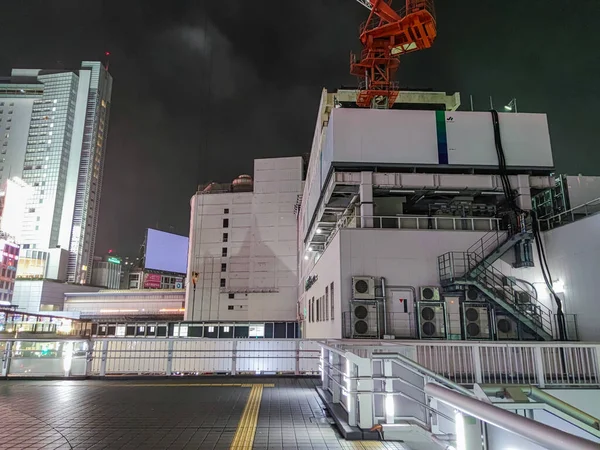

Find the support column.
[
  {"left": 360, "top": 172, "right": 374, "bottom": 228},
  {"left": 515, "top": 174, "right": 532, "bottom": 211}
]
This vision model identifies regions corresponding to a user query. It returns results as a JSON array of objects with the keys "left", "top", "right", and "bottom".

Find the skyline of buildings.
[{"left": 0, "top": 61, "right": 112, "bottom": 285}]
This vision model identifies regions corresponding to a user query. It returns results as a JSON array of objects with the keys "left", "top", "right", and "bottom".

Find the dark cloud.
[{"left": 0, "top": 0, "right": 599, "bottom": 256}]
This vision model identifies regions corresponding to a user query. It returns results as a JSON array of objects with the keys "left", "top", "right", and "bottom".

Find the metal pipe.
[
  {"left": 483, "top": 385, "right": 600, "bottom": 431},
  {"left": 425, "top": 383, "right": 600, "bottom": 450},
  {"left": 381, "top": 277, "right": 387, "bottom": 336},
  {"left": 372, "top": 352, "right": 474, "bottom": 398}
]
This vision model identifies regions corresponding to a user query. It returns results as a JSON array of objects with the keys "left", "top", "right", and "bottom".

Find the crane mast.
[{"left": 350, "top": 0, "right": 437, "bottom": 108}]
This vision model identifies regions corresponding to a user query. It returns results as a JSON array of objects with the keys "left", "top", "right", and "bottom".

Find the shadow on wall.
[{"left": 187, "top": 226, "right": 296, "bottom": 323}]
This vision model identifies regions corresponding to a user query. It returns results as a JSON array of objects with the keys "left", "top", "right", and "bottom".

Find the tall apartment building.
[
  {"left": 0, "top": 61, "right": 112, "bottom": 285},
  {"left": 185, "top": 157, "right": 303, "bottom": 323}
]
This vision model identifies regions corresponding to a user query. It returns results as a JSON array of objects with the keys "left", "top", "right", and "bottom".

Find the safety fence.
[
  {"left": 329, "top": 340, "right": 600, "bottom": 388},
  {"left": 2, "top": 338, "right": 600, "bottom": 389},
  {"left": 1, "top": 338, "right": 321, "bottom": 378}
]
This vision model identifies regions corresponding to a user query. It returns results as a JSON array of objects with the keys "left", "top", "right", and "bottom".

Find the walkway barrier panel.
[{"left": 1, "top": 339, "right": 90, "bottom": 377}]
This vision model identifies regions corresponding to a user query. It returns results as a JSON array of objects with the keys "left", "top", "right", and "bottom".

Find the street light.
[{"left": 504, "top": 98, "right": 518, "bottom": 113}]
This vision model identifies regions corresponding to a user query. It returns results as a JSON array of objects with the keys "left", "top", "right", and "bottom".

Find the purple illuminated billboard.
[{"left": 144, "top": 229, "right": 189, "bottom": 275}]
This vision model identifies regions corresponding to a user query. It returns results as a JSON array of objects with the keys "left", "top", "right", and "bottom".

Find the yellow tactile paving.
[
  {"left": 230, "top": 383, "right": 264, "bottom": 449},
  {"left": 107, "top": 383, "right": 275, "bottom": 388}
]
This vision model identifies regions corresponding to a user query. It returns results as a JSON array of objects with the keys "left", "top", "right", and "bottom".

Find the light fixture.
[
  {"left": 455, "top": 412, "right": 466, "bottom": 450},
  {"left": 304, "top": 255, "right": 309, "bottom": 260},
  {"left": 553, "top": 279, "right": 565, "bottom": 294},
  {"left": 316, "top": 228, "right": 322, "bottom": 234},
  {"left": 504, "top": 98, "right": 517, "bottom": 113},
  {"left": 385, "top": 394, "right": 395, "bottom": 424},
  {"left": 309, "top": 246, "right": 314, "bottom": 252}
]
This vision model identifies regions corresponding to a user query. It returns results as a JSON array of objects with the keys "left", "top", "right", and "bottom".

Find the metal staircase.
[{"left": 438, "top": 218, "right": 554, "bottom": 341}]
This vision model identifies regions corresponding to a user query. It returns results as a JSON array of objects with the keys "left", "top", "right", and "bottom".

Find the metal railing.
[
  {"left": 539, "top": 196, "right": 600, "bottom": 231},
  {"left": 338, "top": 214, "right": 500, "bottom": 232},
  {"left": 320, "top": 342, "right": 600, "bottom": 449},
  {"left": 327, "top": 340, "right": 600, "bottom": 389},
  {"left": 438, "top": 252, "right": 554, "bottom": 339}
]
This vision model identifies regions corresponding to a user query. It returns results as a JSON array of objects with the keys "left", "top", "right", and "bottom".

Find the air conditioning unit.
[
  {"left": 352, "top": 276, "right": 376, "bottom": 300},
  {"left": 463, "top": 305, "right": 491, "bottom": 340},
  {"left": 417, "top": 302, "right": 446, "bottom": 339},
  {"left": 420, "top": 286, "right": 440, "bottom": 301},
  {"left": 495, "top": 314, "right": 519, "bottom": 340},
  {"left": 515, "top": 291, "right": 532, "bottom": 304},
  {"left": 465, "top": 287, "right": 481, "bottom": 302},
  {"left": 351, "top": 302, "right": 378, "bottom": 338}
]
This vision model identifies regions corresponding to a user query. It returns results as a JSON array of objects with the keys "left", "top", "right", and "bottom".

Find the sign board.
[{"left": 143, "top": 273, "right": 162, "bottom": 289}]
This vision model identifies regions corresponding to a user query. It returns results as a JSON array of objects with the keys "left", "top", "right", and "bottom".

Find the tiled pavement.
[{"left": 0, "top": 378, "right": 407, "bottom": 450}]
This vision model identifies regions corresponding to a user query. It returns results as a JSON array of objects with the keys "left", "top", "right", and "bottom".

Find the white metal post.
[
  {"left": 457, "top": 412, "right": 484, "bottom": 450},
  {"left": 384, "top": 360, "right": 395, "bottom": 424},
  {"left": 354, "top": 354, "right": 374, "bottom": 429},
  {"left": 166, "top": 340, "right": 174, "bottom": 376},
  {"left": 332, "top": 351, "right": 341, "bottom": 404},
  {"left": 533, "top": 346, "right": 546, "bottom": 388},
  {"left": 99, "top": 340, "right": 108, "bottom": 377},
  {"left": 231, "top": 340, "right": 237, "bottom": 376},
  {"left": 295, "top": 340, "right": 301, "bottom": 376},
  {"left": 1, "top": 341, "right": 12, "bottom": 377},
  {"left": 472, "top": 346, "right": 483, "bottom": 384}
]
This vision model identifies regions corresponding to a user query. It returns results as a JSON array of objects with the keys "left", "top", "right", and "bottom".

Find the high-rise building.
[{"left": 0, "top": 61, "right": 112, "bottom": 285}]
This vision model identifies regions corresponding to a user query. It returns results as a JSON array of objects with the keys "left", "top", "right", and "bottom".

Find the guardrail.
[
  {"left": 319, "top": 343, "right": 599, "bottom": 449},
  {"left": 2, "top": 338, "right": 598, "bottom": 389},
  {"left": 0, "top": 338, "right": 321, "bottom": 378},
  {"left": 327, "top": 340, "right": 600, "bottom": 388},
  {"left": 337, "top": 214, "right": 500, "bottom": 232},
  {"left": 539, "top": 196, "right": 600, "bottom": 231}
]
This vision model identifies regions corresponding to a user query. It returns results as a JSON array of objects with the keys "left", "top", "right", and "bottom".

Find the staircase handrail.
[
  {"left": 466, "top": 229, "right": 509, "bottom": 262},
  {"left": 471, "top": 260, "right": 553, "bottom": 336}
]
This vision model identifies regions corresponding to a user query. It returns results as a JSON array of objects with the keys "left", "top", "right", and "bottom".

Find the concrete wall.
[
  {"left": 326, "top": 109, "right": 553, "bottom": 169},
  {"left": 542, "top": 214, "right": 600, "bottom": 341},
  {"left": 303, "top": 232, "right": 342, "bottom": 339},
  {"left": 186, "top": 156, "right": 302, "bottom": 322},
  {"left": 302, "top": 227, "right": 555, "bottom": 340}
]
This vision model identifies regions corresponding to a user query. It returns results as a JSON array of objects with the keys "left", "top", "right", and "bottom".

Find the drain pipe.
[
  {"left": 381, "top": 277, "right": 387, "bottom": 337},
  {"left": 483, "top": 385, "right": 600, "bottom": 431}
]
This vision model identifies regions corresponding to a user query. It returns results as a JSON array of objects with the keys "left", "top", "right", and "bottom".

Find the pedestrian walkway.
[{"left": 0, "top": 378, "right": 407, "bottom": 450}]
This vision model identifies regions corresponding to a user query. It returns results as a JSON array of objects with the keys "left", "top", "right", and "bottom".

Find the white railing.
[
  {"left": 0, "top": 338, "right": 321, "bottom": 378},
  {"left": 539, "top": 196, "right": 600, "bottom": 231},
  {"left": 2, "top": 338, "right": 600, "bottom": 389},
  {"left": 337, "top": 214, "right": 500, "bottom": 232},
  {"left": 328, "top": 340, "right": 600, "bottom": 388},
  {"left": 320, "top": 343, "right": 600, "bottom": 450}
]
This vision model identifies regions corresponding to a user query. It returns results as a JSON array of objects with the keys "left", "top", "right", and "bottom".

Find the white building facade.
[
  {"left": 298, "top": 89, "right": 591, "bottom": 342},
  {"left": 185, "top": 157, "right": 303, "bottom": 323},
  {"left": 0, "top": 62, "right": 112, "bottom": 286}
]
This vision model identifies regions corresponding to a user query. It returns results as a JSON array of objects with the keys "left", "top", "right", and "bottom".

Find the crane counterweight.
[{"left": 350, "top": 0, "right": 437, "bottom": 108}]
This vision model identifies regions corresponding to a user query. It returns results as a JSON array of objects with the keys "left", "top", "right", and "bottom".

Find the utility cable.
[{"left": 490, "top": 110, "right": 566, "bottom": 340}]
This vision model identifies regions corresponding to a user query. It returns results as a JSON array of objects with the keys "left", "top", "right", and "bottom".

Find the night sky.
[{"left": 1, "top": 0, "right": 599, "bottom": 256}]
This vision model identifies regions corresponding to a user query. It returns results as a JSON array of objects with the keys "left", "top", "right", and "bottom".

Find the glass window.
[
  {"left": 223, "top": 218, "right": 229, "bottom": 228},
  {"left": 220, "top": 278, "right": 226, "bottom": 288}
]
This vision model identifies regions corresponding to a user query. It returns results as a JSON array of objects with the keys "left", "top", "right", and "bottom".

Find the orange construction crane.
[{"left": 350, "top": 0, "right": 437, "bottom": 108}]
